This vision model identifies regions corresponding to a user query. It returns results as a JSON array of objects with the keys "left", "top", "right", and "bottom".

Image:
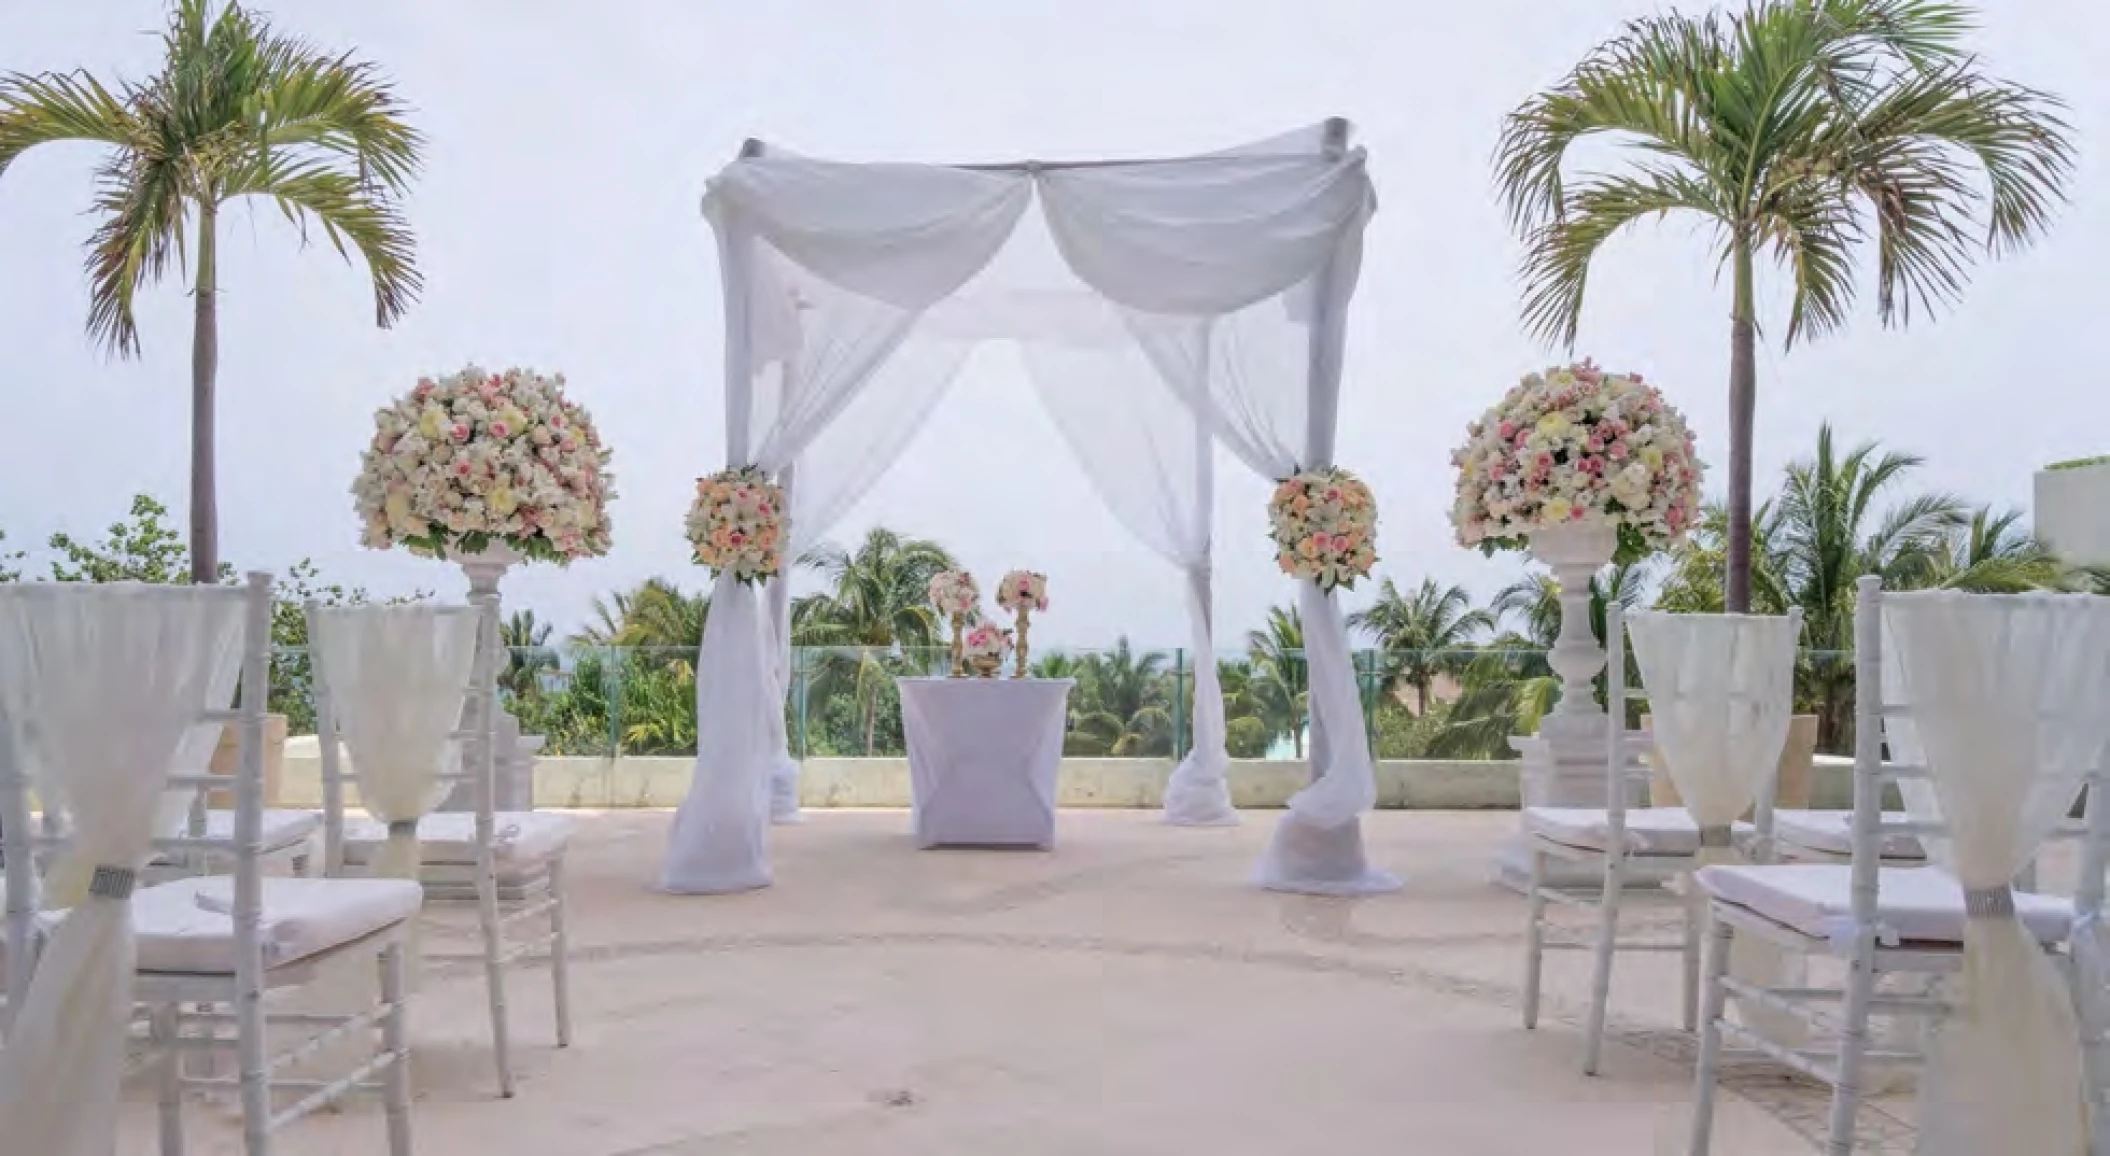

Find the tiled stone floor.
[{"left": 121, "top": 809, "right": 1916, "bottom": 1154}]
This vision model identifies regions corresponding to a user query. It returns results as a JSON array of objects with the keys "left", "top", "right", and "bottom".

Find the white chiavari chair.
[
  {"left": 1687, "top": 577, "right": 2110, "bottom": 1155},
  {"left": 0, "top": 574, "right": 421, "bottom": 1155},
  {"left": 1521, "top": 602, "right": 1779, "bottom": 1074},
  {"left": 316, "top": 589, "right": 573, "bottom": 1099}
]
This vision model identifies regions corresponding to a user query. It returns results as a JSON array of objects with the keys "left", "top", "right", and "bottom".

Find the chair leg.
[
  {"left": 1681, "top": 894, "right": 1703, "bottom": 1033},
  {"left": 476, "top": 860, "right": 517, "bottom": 1098},
  {"left": 1689, "top": 913, "right": 1736, "bottom": 1156},
  {"left": 549, "top": 857, "right": 574, "bottom": 1049},
  {"left": 238, "top": 982, "right": 271, "bottom": 1155},
  {"left": 152, "top": 1003, "right": 185, "bottom": 1156},
  {"left": 1582, "top": 858, "right": 1625, "bottom": 1076},
  {"left": 1825, "top": 948, "right": 1881, "bottom": 1156},
  {"left": 379, "top": 941, "right": 414, "bottom": 1156},
  {"left": 1523, "top": 848, "right": 1547, "bottom": 1030}
]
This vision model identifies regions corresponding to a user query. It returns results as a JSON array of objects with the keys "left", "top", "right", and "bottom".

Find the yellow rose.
[
  {"left": 1535, "top": 412, "right": 1571, "bottom": 438},
  {"left": 417, "top": 406, "right": 448, "bottom": 438},
  {"left": 383, "top": 490, "right": 412, "bottom": 528},
  {"left": 1640, "top": 446, "right": 1664, "bottom": 469},
  {"left": 489, "top": 486, "right": 518, "bottom": 516},
  {"left": 1542, "top": 497, "right": 1573, "bottom": 522}
]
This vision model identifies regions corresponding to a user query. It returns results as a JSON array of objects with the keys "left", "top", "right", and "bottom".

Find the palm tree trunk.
[
  {"left": 189, "top": 201, "right": 221, "bottom": 586},
  {"left": 862, "top": 692, "right": 877, "bottom": 756},
  {"left": 1725, "top": 235, "right": 1757, "bottom": 614}
]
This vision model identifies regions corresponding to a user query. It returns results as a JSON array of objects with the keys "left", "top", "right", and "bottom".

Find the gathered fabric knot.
[
  {"left": 1963, "top": 884, "right": 2015, "bottom": 919},
  {"left": 88, "top": 864, "right": 136, "bottom": 900}
]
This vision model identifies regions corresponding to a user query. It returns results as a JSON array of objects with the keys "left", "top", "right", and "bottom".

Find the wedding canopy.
[{"left": 661, "top": 120, "right": 1400, "bottom": 897}]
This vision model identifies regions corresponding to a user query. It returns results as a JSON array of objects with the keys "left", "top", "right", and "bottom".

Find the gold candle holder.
[
  {"left": 949, "top": 611, "right": 966, "bottom": 678},
  {"left": 1013, "top": 606, "right": 1032, "bottom": 678}
]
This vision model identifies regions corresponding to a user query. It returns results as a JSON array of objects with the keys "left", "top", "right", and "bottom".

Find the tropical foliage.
[
  {"left": 0, "top": 0, "right": 423, "bottom": 582},
  {"left": 1495, "top": 0, "right": 2072, "bottom": 612}
]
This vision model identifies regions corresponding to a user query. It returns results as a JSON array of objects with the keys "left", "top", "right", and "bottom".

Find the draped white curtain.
[
  {"left": 665, "top": 124, "right": 1387, "bottom": 895},
  {"left": 1021, "top": 312, "right": 1233, "bottom": 825},
  {"left": 0, "top": 584, "right": 246, "bottom": 1156},
  {"left": 662, "top": 160, "right": 1030, "bottom": 893},
  {"left": 1881, "top": 591, "right": 2110, "bottom": 1156},
  {"left": 311, "top": 606, "right": 482, "bottom": 878}
]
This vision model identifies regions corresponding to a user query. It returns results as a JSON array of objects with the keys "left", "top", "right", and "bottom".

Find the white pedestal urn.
[
  {"left": 457, "top": 543, "right": 521, "bottom": 824},
  {"left": 1493, "top": 521, "right": 1626, "bottom": 891},
  {"left": 1446, "top": 360, "right": 1708, "bottom": 893}
]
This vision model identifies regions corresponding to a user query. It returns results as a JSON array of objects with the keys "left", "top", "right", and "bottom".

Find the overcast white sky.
[{"left": 1, "top": 0, "right": 2103, "bottom": 648}]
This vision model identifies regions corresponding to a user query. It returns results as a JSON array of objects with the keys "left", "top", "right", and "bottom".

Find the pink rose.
[
  {"left": 1607, "top": 441, "right": 1629, "bottom": 460},
  {"left": 489, "top": 421, "right": 510, "bottom": 438},
  {"left": 451, "top": 423, "right": 471, "bottom": 443},
  {"left": 1497, "top": 420, "right": 1516, "bottom": 439}
]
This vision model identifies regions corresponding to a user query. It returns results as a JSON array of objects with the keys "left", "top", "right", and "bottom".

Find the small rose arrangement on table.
[
  {"left": 961, "top": 622, "right": 1013, "bottom": 676},
  {"left": 686, "top": 466, "right": 787, "bottom": 585},
  {"left": 996, "top": 570, "right": 1048, "bottom": 677},
  {"left": 354, "top": 366, "right": 614, "bottom": 563},
  {"left": 1269, "top": 467, "right": 1378, "bottom": 593},
  {"left": 1449, "top": 360, "right": 1702, "bottom": 563},
  {"left": 928, "top": 570, "right": 981, "bottom": 677}
]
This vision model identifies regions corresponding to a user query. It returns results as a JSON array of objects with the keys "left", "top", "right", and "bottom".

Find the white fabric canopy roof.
[{"left": 660, "top": 122, "right": 1398, "bottom": 896}]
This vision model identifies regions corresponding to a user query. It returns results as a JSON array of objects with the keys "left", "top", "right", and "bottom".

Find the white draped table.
[{"left": 898, "top": 678, "right": 1074, "bottom": 849}]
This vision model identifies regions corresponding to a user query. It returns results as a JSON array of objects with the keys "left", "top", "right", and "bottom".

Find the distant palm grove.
[{"left": 1, "top": 424, "right": 2096, "bottom": 761}]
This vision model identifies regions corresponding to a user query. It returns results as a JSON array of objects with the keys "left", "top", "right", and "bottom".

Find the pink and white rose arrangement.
[
  {"left": 355, "top": 366, "right": 613, "bottom": 563},
  {"left": 1450, "top": 361, "right": 1702, "bottom": 563},
  {"left": 962, "top": 622, "right": 1013, "bottom": 663},
  {"left": 928, "top": 570, "right": 979, "bottom": 618},
  {"left": 995, "top": 570, "right": 1048, "bottom": 613},
  {"left": 686, "top": 466, "right": 786, "bottom": 585},
  {"left": 1268, "top": 467, "right": 1378, "bottom": 593}
]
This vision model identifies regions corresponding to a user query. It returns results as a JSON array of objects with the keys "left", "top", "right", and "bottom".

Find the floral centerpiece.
[
  {"left": 961, "top": 622, "right": 1013, "bottom": 678},
  {"left": 996, "top": 569, "right": 1047, "bottom": 677},
  {"left": 686, "top": 466, "right": 786, "bottom": 585},
  {"left": 1268, "top": 468, "right": 1377, "bottom": 593},
  {"left": 928, "top": 570, "right": 980, "bottom": 677},
  {"left": 355, "top": 366, "right": 614, "bottom": 564},
  {"left": 1449, "top": 360, "right": 1701, "bottom": 563}
]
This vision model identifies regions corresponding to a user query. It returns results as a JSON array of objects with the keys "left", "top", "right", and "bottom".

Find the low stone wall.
[
  {"left": 278, "top": 738, "right": 1521, "bottom": 810},
  {"left": 278, "top": 739, "right": 1873, "bottom": 812}
]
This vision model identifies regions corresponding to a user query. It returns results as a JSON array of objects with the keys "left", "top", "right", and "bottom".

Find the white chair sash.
[
  {"left": 0, "top": 584, "right": 247, "bottom": 1156},
  {"left": 311, "top": 605, "right": 481, "bottom": 879},
  {"left": 1883, "top": 590, "right": 2110, "bottom": 1156}
]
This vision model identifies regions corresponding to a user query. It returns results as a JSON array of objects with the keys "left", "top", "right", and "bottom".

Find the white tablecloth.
[{"left": 898, "top": 677, "right": 1074, "bottom": 849}]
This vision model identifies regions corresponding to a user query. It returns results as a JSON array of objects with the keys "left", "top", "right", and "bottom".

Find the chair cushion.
[
  {"left": 1771, "top": 809, "right": 1925, "bottom": 859},
  {"left": 152, "top": 809, "right": 321, "bottom": 864},
  {"left": 130, "top": 875, "right": 423, "bottom": 973},
  {"left": 340, "top": 811, "right": 574, "bottom": 868},
  {"left": 1695, "top": 863, "right": 2072, "bottom": 945},
  {"left": 1524, "top": 806, "right": 1748, "bottom": 856}
]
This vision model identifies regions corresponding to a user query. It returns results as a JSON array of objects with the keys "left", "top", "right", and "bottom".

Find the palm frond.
[
  {"left": 221, "top": 153, "right": 420, "bottom": 325},
  {"left": 1515, "top": 168, "right": 1727, "bottom": 348},
  {"left": 0, "top": 69, "right": 136, "bottom": 178}
]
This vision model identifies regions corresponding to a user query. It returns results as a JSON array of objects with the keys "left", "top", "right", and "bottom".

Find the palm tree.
[
  {"left": 1245, "top": 604, "right": 1309, "bottom": 758},
  {"left": 1495, "top": 0, "right": 2072, "bottom": 612},
  {"left": 1918, "top": 504, "right": 2063, "bottom": 592},
  {"left": 1349, "top": 577, "right": 1495, "bottom": 716},
  {"left": 0, "top": 0, "right": 422, "bottom": 583},
  {"left": 499, "top": 609, "right": 557, "bottom": 700},
  {"left": 792, "top": 527, "right": 958, "bottom": 755},
  {"left": 1067, "top": 638, "right": 1175, "bottom": 757}
]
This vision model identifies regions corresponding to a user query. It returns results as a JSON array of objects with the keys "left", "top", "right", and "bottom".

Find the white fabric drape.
[
  {"left": 669, "top": 124, "right": 1383, "bottom": 894},
  {"left": 1628, "top": 610, "right": 1805, "bottom": 1044},
  {"left": 311, "top": 606, "right": 481, "bottom": 879},
  {"left": 1882, "top": 591, "right": 2110, "bottom": 1156},
  {"left": 0, "top": 585, "right": 246, "bottom": 1156},
  {"left": 1020, "top": 309, "right": 1233, "bottom": 825},
  {"left": 665, "top": 163, "right": 1028, "bottom": 893},
  {"left": 1626, "top": 612, "right": 1797, "bottom": 856}
]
